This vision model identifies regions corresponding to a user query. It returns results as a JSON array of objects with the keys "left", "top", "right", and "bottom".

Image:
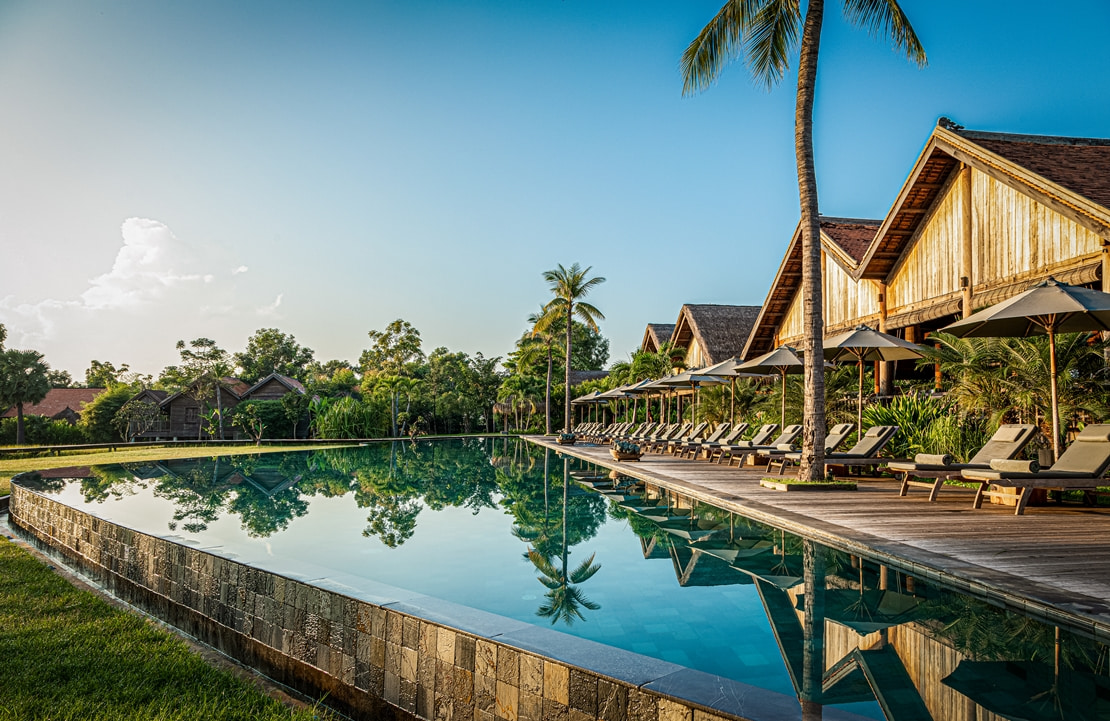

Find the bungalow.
[
  {"left": 639, "top": 323, "right": 676, "bottom": 354},
  {"left": 1, "top": 388, "right": 105, "bottom": 425},
  {"left": 744, "top": 119, "right": 1110, "bottom": 386},
  {"left": 669, "top": 303, "right": 761, "bottom": 369}
]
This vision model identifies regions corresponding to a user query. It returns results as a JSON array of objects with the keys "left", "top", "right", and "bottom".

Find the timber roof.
[
  {"left": 671, "top": 304, "right": 762, "bottom": 367},
  {"left": 0, "top": 388, "right": 105, "bottom": 419},
  {"left": 160, "top": 376, "right": 250, "bottom": 406},
  {"left": 243, "top": 372, "right": 307, "bottom": 398},
  {"left": 640, "top": 323, "right": 676, "bottom": 353},
  {"left": 858, "top": 118, "right": 1110, "bottom": 281},
  {"left": 742, "top": 217, "right": 881, "bottom": 358}
]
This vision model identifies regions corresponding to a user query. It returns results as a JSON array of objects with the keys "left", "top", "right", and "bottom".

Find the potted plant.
[
  {"left": 610, "top": 440, "right": 642, "bottom": 461},
  {"left": 557, "top": 432, "right": 576, "bottom": 445}
]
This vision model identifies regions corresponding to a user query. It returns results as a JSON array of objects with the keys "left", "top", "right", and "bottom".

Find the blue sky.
[{"left": 1, "top": 0, "right": 1109, "bottom": 378}]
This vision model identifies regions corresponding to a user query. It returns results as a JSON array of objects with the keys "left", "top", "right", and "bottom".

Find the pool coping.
[
  {"left": 6, "top": 471, "right": 871, "bottom": 721},
  {"left": 530, "top": 437, "right": 1110, "bottom": 645}
]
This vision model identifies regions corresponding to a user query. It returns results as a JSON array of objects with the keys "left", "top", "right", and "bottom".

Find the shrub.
[
  {"left": 79, "top": 386, "right": 138, "bottom": 442},
  {"left": 232, "top": 400, "right": 287, "bottom": 439},
  {"left": 0, "top": 416, "right": 87, "bottom": 445},
  {"left": 861, "top": 393, "right": 992, "bottom": 461}
]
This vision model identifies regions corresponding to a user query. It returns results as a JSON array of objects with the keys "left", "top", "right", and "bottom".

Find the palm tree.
[
  {"left": 682, "top": 1, "right": 925, "bottom": 480},
  {"left": 0, "top": 349, "right": 51, "bottom": 444},
  {"left": 537, "top": 264, "right": 605, "bottom": 434},
  {"left": 525, "top": 306, "right": 565, "bottom": 435}
]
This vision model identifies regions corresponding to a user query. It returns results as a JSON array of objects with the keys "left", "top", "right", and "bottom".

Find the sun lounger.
[
  {"left": 888, "top": 424, "right": 1039, "bottom": 501},
  {"left": 675, "top": 423, "right": 731, "bottom": 459},
  {"left": 780, "top": 425, "right": 899, "bottom": 476},
  {"left": 961, "top": 424, "right": 1110, "bottom": 515},
  {"left": 764, "top": 423, "right": 856, "bottom": 475},
  {"left": 666, "top": 422, "right": 709, "bottom": 455},
  {"left": 720, "top": 425, "right": 802, "bottom": 467},
  {"left": 698, "top": 423, "right": 749, "bottom": 460},
  {"left": 709, "top": 424, "right": 779, "bottom": 464},
  {"left": 646, "top": 423, "right": 691, "bottom": 453}
]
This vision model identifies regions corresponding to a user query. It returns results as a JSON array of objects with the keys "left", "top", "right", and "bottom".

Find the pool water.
[{"left": 22, "top": 437, "right": 1110, "bottom": 721}]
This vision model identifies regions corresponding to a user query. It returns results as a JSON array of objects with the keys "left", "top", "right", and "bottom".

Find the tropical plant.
[
  {"left": 79, "top": 385, "right": 138, "bottom": 442},
  {"left": 234, "top": 328, "right": 315, "bottom": 384},
  {"left": 682, "top": 0, "right": 925, "bottom": 481},
  {"left": 231, "top": 402, "right": 267, "bottom": 445},
  {"left": 112, "top": 399, "right": 162, "bottom": 441},
  {"left": 527, "top": 307, "right": 562, "bottom": 434},
  {"left": 0, "top": 349, "right": 52, "bottom": 444},
  {"left": 537, "top": 263, "right": 605, "bottom": 434}
]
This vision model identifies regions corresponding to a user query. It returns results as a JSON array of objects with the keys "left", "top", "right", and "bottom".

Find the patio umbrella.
[
  {"left": 621, "top": 378, "right": 657, "bottom": 423},
  {"left": 571, "top": 390, "right": 603, "bottom": 424},
  {"left": 656, "top": 370, "right": 728, "bottom": 422},
  {"left": 942, "top": 277, "right": 1110, "bottom": 460},
  {"left": 738, "top": 346, "right": 806, "bottom": 427},
  {"left": 695, "top": 357, "right": 770, "bottom": 424},
  {"left": 823, "top": 325, "right": 924, "bottom": 436}
]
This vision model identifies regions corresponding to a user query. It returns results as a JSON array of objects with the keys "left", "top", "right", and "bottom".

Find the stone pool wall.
[{"left": 10, "top": 483, "right": 772, "bottom": 721}]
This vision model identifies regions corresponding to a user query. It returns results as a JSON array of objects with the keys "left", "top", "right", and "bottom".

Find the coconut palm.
[
  {"left": 537, "top": 264, "right": 605, "bottom": 434},
  {"left": 682, "top": 0, "right": 925, "bottom": 480},
  {"left": 0, "top": 349, "right": 51, "bottom": 444},
  {"left": 525, "top": 306, "right": 566, "bottom": 435}
]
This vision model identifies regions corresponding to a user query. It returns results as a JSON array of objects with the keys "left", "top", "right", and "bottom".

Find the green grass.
[
  {"left": 0, "top": 443, "right": 353, "bottom": 497},
  {"left": 0, "top": 536, "right": 336, "bottom": 720}
]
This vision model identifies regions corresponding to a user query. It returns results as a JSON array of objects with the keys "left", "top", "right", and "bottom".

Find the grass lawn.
[
  {"left": 0, "top": 443, "right": 352, "bottom": 496},
  {"left": 0, "top": 536, "right": 335, "bottom": 720}
]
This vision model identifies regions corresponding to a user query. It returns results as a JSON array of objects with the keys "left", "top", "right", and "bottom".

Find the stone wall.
[{"left": 9, "top": 482, "right": 786, "bottom": 721}]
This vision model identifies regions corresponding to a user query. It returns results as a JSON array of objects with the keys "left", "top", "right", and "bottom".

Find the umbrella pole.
[
  {"left": 780, "top": 368, "right": 788, "bottom": 428},
  {"left": 1049, "top": 327, "right": 1060, "bottom": 462},
  {"left": 730, "top": 377, "right": 736, "bottom": 425},
  {"left": 858, "top": 358, "right": 864, "bottom": 437}
]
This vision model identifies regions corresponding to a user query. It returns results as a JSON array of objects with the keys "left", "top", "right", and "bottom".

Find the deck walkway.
[{"left": 528, "top": 436, "right": 1110, "bottom": 642}]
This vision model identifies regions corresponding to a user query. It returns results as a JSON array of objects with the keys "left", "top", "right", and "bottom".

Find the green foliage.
[
  {"left": 359, "top": 319, "right": 425, "bottom": 376},
  {"left": 311, "top": 396, "right": 386, "bottom": 439},
  {"left": 85, "top": 359, "right": 130, "bottom": 388},
  {"left": 47, "top": 369, "right": 73, "bottom": 388},
  {"left": 0, "top": 416, "right": 86, "bottom": 445},
  {"left": 0, "top": 537, "right": 334, "bottom": 720},
  {"left": 280, "top": 392, "right": 311, "bottom": 438},
  {"left": 861, "top": 393, "right": 993, "bottom": 461},
  {"left": 79, "top": 385, "right": 137, "bottom": 442},
  {"left": 112, "top": 399, "right": 162, "bottom": 441},
  {"left": 234, "top": 328, "right": 315, "bottom": 384},
  {"left": 0, "top": 348, "right": 52, "bottom": 444},
  {"left": 231, "top": 401, "right": 272, "bottom": 443}
]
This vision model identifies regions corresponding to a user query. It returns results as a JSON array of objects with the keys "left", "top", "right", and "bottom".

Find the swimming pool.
[{"left": 11, "top": 437, "right": 1110, "bottom": 721}]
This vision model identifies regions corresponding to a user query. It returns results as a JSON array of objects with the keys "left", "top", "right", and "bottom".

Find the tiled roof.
[
  {"left": 965, "top": 132, "right": 1110, "bottom": 210},
  {"left": 819, "top": 218, "right": 879, "bottom": 264},
  {"left": 0, "top": 388, "right": 105, "bottom": 419}
]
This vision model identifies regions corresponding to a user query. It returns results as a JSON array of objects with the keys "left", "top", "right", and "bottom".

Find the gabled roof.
[
  {"left": 671, "top": 304, "right": 762, "bottom": 367},
  {"left": 0, "top": 388, "right": 105, "bottom": 419},
  {"left": 159, "top": 376, "right": 250, "bottom": 406},
  {"left": 568, "top": 370, "right": 609, "bottom": 386},
  {"left": 243, "top": 372, "right": 306, "bottom": 398},
  {"left": 640, "top": 323, "right": 676, "bottom": 354},
  {"left": 858, "top": 118, "right": 1110, "bottom": 281},
  {"left": 742, "top": 217, "right": 881, "bottom": 358}
]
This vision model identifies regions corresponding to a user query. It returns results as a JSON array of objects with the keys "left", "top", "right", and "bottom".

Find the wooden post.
[
  {"left": 961, "top": 163, "right": 974, "bottom": 318},
  {"left": 877, "top": 282, "right": 894, "bottom": 396}
]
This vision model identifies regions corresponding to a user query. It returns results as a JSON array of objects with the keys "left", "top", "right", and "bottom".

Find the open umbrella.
[
  {"left": 738, "top": 346, "right": 806, "bottom": 427},
  {"left": 695, "top": 357, "right": 770, "bottom": 424},
  {"left": 943, "top": 277, "right": 1110, "bottom": 460},
  {"left": 823, "top": 325, "right": 924, "bottom": 436},
  {"left": 655, "top": 370, "right": 728, "bottom": 422}
]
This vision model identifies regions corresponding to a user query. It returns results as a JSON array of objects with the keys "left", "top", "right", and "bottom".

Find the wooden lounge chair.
[
  {"left": 780, "top": 426, "right": 900, "bottom": 476},
  {"left": 646, "top": 423, "right": 690, "bottom": 453},
  {"left": 666, "top": 422, "right": 709, "bottom": 455},
  {"left": 675, "top": 422, "right": 731, "bottom": 459},
  {"left": 721, "top": 425, "right": 803, "bottom": 467},
  {"left": 764, "top": 423, "right": 856, "bottom": 475},
  {"left": 888, "top": 424, "right": 1039, "bottom": 501},
  {"left": 698, "top": 423, "right": 749, "bottom": 460},
  {"left": 961, "top": 424, "right": 1110, "bottom": 515},
  {"left": 710, "top": 424, "right": 779, "bottom": 464}
]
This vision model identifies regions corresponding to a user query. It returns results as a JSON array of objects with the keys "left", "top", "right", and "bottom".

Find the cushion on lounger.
[
  {"left": 992, "top": 425, "right": 1025, "bottom": 443},
  {"left": 914, "top": 453, "right": 953, "bottom": 466},
  {"left": 989, "top": 458, "right": 1040, "bottom": 474},
  {"left": 1076, "top": 424, "right": 1110, "bottom": 442},
  {"left": 777, "top": 444, "right": 796, "bottom": 451}
]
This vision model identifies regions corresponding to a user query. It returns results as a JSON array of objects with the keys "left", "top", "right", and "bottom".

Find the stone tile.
[
  {"left": 475, "top": 639, "right": 497, "bottom": 678},
  {"left": 598, "top": 679, "right": 629, "bottom": 721},
  {"left": 385, "top": 641, "right": 402, "bottom": 677},
  {"left": 628, "top": 689, "right": 658, "bottom": 721},
  {"left": 418, "top": 651, "right": 436, "bottom": 690},
  {"left": 657, "top": 698, "right": 691, "bottom": 721},
  {"left": 433, "top": 693, "right": 452, "bottom": 721},
  {"left": 495, "top": 681, "right": 519, "bottom": 721},
  {"left": 496, "top": 647, "right": 519, "bottom": 687},
  {"left": 417, "top": 684, "right": 434, "bottom": 719},
  {"left": 519, "top": 654, "right": 543, "bottom": 696},
  {"left": 421, "top": 620, "right": 439, "bottom": 658},
  {"left": 438, "top": 627, "right": 457, "bottom": 664},
  {"left": 403, "top": 615, "right": 421, "bottom": 649},
  {"left": 453, "top": 667, "right": 474, "bottom": 706},
  {"left": 437, "top": 659, "right": 455, "bottom": 696},
  {"left": 401, "top": 646, "right": 419, "bottom": 683},
  {"left": 384, "top": 670, "right": 401, "bottom": 705},
  {"left": 477, "top": 711, "right": 497, "bottom": 721},
  {"left": 693, "top": 712, "right": 727, "bottom": 721},
  {"left": 401, "top": 679, "right": 418, "bottom": 713},
  {"left": 387, "top": 611, "right": 404, "bottom": 646},
  {"left": 474, "top": 670, "right": 496, "bottom": 713},
  {"left": 455, "top": 634, "right": 476, "bottom": 672},
  {"left": 543, "top": 662, "right": 569, "bottom": 705},
  {"left": 568, "top": 711, "right": 593, "bottom": 721},
  {"left": 371, "top": 636, "right": 386, "bottom": 668},
  {"left": 568, "top": 669, "right": 597, "bottom": 716},
  {"left": 541, "top": 699, "right": 569, "bottom": 721},
  {"left": 518, "top": 690, "right": 542, "bottom": 721},
  {"left": 372, "top": 606, "right": 388, "bottom": 639}
]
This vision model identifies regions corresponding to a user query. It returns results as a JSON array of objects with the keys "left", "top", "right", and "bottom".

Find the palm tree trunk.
[
  {"left": 217, "top": 389, "right": 225, "bottom": 440},
  {"left": 796, "top": 0, "right": 827, "bottom": 482},
  {"left": 564, "top": 303, "right": 573, "bottom": 433},
  {"left": 545, "top": 344, "right": 553, "bottom": 435},
  {"left": 15, "top": 402, "right": 25, "bottom": 445}
]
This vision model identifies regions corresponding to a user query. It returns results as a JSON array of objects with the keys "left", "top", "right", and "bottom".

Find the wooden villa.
[
  {"left": 0, "top": 387, "right": 105, "bottom": 425},
  {"left": 670, "top": 303, "right": 761, "bottom": 369},
  {"left": 744, "top": 119, "right": 1110, "bottom": 384},
  {"left": 639, "top": 323, "right": 676, "bottom": 354}
]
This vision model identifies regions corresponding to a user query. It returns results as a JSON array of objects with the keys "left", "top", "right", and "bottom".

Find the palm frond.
[
  {"left": 574, "top": 301, "right": 606, "bottom": 331},
  {"left": 681, "top": 0, "right": 761, "bottom": 95},
  {"left": 842, "top": 0, "right": 927, "bottom": 66},
  {"left": 745, "top": 0, "right": 801, "bottom": 89}
]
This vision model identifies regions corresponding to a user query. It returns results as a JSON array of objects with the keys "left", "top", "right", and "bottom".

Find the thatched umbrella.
[
  {"left": 823, "top": 326, "right": 923, "bottom": 435},
  {"left": 943, "top": 277, "right": 1110, "bottom": 461}
]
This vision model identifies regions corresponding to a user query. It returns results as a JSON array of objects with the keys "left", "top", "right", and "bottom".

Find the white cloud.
[
  {"left": 81, "top": 218, "right": 206, "bottom": 310},
  {"left": 233, "top": 265, "right": 249, "bottom": 275},
  {"left": 257, "top": 293, "right": 283, "bottom": 317}
]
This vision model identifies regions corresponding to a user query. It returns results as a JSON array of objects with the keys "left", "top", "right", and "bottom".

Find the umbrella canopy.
[
  {"left": 595, "top": 386, "right": 631, "bottom": 399},
  {"left": 823, "top": 325, "right": 924, "bottom": 434},
  {"left": 739, "top": 346, "right": 806, "bottom": 427},
  {"left": 655, "top": 371, "right": 728, "bottom": 424},
  {"left": 943, "top": 277, "right": 1110, "bottom": 460},
  {"left": 570, "top": 390, "right": 604, "bottom": 405}
]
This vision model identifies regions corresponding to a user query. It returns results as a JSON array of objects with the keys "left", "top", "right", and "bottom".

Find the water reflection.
[{"left": 19, "top": 438, "right": 1110, "bottom": 721}]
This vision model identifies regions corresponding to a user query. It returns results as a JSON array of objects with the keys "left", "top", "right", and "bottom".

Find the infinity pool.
[{"left": 17, "top": 437, "right": 1110, "bottom": 721}]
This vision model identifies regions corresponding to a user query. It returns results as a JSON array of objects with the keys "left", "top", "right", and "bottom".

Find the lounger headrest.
[
  {"left": 829, "top": 424, "right": 853, "bottom": 435},
  {"left": 864, "top": 427, "right": 884, "bottom": 437},
  {"left": 777, "top": 444, "right": 796, "bottom": 451},
  {"left": 1077, "top": 424, "right": 1110, "bottom": 442},
  {"left": 915, "top": 453, "right": 953, "bottom": 466},
  {"left": 992, "top": 425, "right": 1026, "bottom": 443},
  {"left": 990, "top": 458, "right": 1040, "bottom": 474}
]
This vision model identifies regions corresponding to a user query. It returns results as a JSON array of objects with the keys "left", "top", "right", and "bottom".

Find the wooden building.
[
  {"left": 669, "top": 303, "right": 762, "bottom": 369},
  {"left": 639, "top": 323, "right": 676, "bottom": 354},
  {"left": 0, "top": 387, "right": 105, "bottom": 425},
  {"left": 242, "top": 372, "right": 306, "bottom": 401},
  {"left": 745, "top": 119, "right": 1110, "bottom": 359}
]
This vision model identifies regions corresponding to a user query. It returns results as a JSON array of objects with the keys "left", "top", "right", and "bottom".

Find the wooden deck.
[{"left": 529, "top": 437, "right": 1110, "bottom": 641}]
